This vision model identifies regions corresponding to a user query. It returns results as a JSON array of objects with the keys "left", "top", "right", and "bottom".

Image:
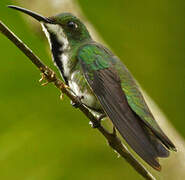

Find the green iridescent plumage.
[
  {"left": 79, "top": 44, "right": 169, "bottom": 139},
  {"left": 79, "top": 45, "right": 110, "bottom": 71},
  {"left": 9, "top": 5, "right": 176, "bottom": 171},
  {"left": 78, "top": 44, "right": 176, "bottom": 169}
]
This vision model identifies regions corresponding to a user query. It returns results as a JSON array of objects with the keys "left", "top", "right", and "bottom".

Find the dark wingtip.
[
  {"left": 172, "top": 147, "right": 177, "bottom": 152},
  {"left": 150, "top": 158, "right": 162, "bottom": 171},
  {"left": 166, "top": 140, "right": 177, "bottom": 152},
  {"left": 149, "top": 158, "right": 162, "bottom": 171},
  {"left": 154, "top": 164, "right": 162, "bottom": 171}
]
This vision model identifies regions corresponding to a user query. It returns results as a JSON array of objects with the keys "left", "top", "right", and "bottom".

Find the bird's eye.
[{"left": 67, "top": 21, "right": 78, "bottom": 29}]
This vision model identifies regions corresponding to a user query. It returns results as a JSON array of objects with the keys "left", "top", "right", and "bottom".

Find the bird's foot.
[
  {"left": 39, "top": 67, "right": 56, "bottom": 86},
  {"left": 60, "top": 93, "right": 64, "bottom": 100},
  {"left": 60, "top": 85, "right": 70, "bottom": 101},
  {"left": 91, "top": 114, "right": 106, "bottom": 128},
  {"left": 71, "top": 96, "right": 84, "bottom": 108}
]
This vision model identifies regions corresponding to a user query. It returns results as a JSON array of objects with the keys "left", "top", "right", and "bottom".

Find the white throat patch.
[
  {"left": 41, "top": 23, "right": 71, "bottom": 78},
  {"left": 41, "top": 23, "right": 69, "bottom": 50}
]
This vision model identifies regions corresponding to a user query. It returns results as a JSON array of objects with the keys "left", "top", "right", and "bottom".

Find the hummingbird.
[{"left": 8, "top": 5, "right": 176, "bottom": 171}]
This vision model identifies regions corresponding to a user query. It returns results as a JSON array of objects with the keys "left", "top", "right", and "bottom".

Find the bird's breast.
[{"left": 68, "top": 70, "right": 102, "bottom": 111}]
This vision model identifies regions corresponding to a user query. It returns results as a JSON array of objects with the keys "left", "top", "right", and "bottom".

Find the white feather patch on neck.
[
  {"left": 41, "top": 23, "right": 70, "bottom": 51},
  {"left": 41, "top": 23, "right": 71, "bottom": 78},
  {"left": 41, "top": 23, "right": 52, "bottom": 49}
]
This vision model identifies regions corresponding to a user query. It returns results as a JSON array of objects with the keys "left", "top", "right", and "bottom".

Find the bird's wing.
[
  {"left": 114, "top": 58, "right": 176, "bottom": 151},
  {"left": 77, "top": 44, "right": 162, "bottom": 170}
]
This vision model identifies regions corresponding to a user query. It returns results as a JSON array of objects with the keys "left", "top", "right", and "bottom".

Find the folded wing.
[{"left": 77, "top": 44, "right": 172, "bottom": 170}]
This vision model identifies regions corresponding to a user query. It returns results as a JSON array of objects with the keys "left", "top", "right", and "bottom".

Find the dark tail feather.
[
  {"left": 142, "top": 120, "right": 177, "bottom": 152},
  {"left": 87, "top": 68, "right": 162, "bottom": 170},
  {"left": 136, "top": 118, "right": 170, "bottom": 158},
  {"left": 143, "top": 126, "right": 170, "bottom": 158},
  {"left": 135, "top": 111, "right": 176, "bottom": 152},
  {"left": 154, "top": 139, "right": 170, "bottom": 158}
]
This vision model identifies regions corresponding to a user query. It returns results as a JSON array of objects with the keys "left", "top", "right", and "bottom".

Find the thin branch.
[{"left": 0, "top": 20, "right": 155, "bottom": 180}]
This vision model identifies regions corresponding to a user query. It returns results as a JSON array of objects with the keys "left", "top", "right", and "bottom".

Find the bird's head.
[{"left": 8, "top": 5, "right": 91, "bottom": 48}]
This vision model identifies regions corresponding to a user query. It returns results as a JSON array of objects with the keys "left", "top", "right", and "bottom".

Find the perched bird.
[{"left": 8, "top": 5, "right": 176, "bottom": 171}]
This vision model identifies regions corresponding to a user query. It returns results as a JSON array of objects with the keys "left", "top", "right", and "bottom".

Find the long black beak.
[{"left": 8, "top": 5, "right": 54, "bottom": 23}]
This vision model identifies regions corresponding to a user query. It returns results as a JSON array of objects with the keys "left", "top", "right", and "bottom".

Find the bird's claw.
[
  {"left": 60, "top": 93, "right": 64, "bottom": 100},
  {"left": 71, "top": 96, "right": 84, "bottom": 108},
  {"left": 64, "top": 84, "right": 70, "bottom": 89},
  {"left": 39, "top": 75, "right": 50, "bottom": 86},
  {"left": 60, "top": 85, "right": 71, "bottom": 101},
  {"left": 39, "top": 68, "right": 56, "bottom": 86}
]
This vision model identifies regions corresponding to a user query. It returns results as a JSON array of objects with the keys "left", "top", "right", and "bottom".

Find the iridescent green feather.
[
  {"left": 78, "top": 44, "right": 165, "bottom": 136},
  {"left": 78, "top": 45, "right": 110, "bottom": 71},
  {"left": 115, "top": 60, "right": 162, "bottom": 132}
]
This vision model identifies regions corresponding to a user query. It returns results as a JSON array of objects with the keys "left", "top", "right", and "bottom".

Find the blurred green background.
[{"left": 0, "top": 0, "right": 184, "bottom": 179}]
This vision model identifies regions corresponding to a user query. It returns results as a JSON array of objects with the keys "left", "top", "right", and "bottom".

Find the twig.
[{"left": 0, "top": 20, "right": 155, "bottom": 180}]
